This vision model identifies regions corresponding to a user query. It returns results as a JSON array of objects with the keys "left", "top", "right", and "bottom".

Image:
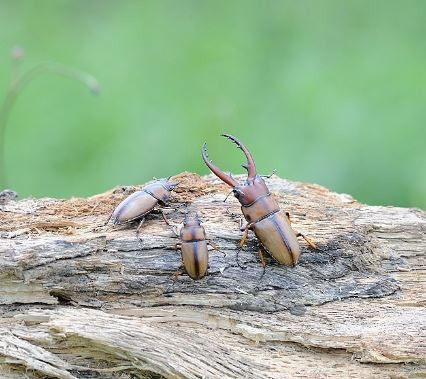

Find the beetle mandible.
[
  {"left": 107, "top": 178, "right": 177, "bottom": 237},
  {"left": 201, "top": 134, "right": 316, "bottom": 268},
  {"left": 162, "top": 212, "right": 224, "bottom": 280}
]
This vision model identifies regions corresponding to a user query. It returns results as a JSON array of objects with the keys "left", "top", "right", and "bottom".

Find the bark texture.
[{"left": 0, "top": 172, "right": 425, "bottom": 378}]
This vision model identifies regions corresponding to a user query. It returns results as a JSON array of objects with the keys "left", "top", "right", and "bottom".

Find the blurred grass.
[{"left": 0, "top": 0, "right": 425, "bottom": 208}]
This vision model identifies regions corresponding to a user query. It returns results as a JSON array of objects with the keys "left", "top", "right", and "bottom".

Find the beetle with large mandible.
[{"left": 201, "top": 134, "right": 316, "bottom": 268}]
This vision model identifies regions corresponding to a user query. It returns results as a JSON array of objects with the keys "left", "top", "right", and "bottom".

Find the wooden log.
[{"left": 0, "top": 172, "right": 424, "bottom": 378}]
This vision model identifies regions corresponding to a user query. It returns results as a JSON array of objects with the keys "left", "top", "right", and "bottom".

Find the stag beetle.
[
  {"left": 201, "top": 134, "right": 315, "bottom": 268},
  {"left": 107, "top": 178, "right": 177, "bottom": 236},
  {"left": 162, "top": 212, "right": 224, "bottom": 280}
]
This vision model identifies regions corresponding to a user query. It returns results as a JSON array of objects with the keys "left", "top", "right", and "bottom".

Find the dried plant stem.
[
  {"left": 0, "top": 87, "right": 17, "bottom": 187},
  {"left": 14, "top": 62, "right": 99, "bottom": 95},
  {"left": 0, "top": 56, "right": 99, "bottom": 188}
]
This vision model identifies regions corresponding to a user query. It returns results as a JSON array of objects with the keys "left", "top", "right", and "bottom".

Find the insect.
[
  {"left": 201, "top": 134, "right": 316, "bottom": 269},
  {"left": 107, "top": 179, "right": 177, "bottom": 236},
  {"left": 162, "top": 212, "right": 224, "bottom": 280}
]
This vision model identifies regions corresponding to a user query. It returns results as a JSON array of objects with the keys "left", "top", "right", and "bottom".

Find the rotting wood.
[{"left": 0, "top": 172, "right": 425, "bottom": 378}]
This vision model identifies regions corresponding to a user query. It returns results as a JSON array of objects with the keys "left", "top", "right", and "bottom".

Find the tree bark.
[{"left": 0, "top": 172, "right": 424, "bottom": 378}]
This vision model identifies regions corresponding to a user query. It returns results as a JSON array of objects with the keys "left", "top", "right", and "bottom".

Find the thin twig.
[{"left": 0, "top": 48, "right": 99, "bottom": 188}]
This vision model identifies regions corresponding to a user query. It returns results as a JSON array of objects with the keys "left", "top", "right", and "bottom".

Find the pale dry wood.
[{"left": 0, "top": 172, "right": 425, "bottom": 378}]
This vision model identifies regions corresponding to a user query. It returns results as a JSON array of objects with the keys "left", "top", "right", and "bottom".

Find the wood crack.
[{"left": 1, "top": 172, "right": 425, "bottom": 378}]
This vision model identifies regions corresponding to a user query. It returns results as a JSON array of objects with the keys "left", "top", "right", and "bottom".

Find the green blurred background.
[{"left": 0, "top": 0, "right": 425, "bottom": 208}]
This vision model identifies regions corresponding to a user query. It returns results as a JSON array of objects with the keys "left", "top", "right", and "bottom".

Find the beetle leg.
[
  {"left": 240, "top": 222, "right": 254, "bottom": 248},
  {"left": 284, "top": 210, "right": 314, "bottom": 250},
  {"left": 236, "top": 220, "right": 248, "bottom": 269},
  {"left": 135, "top": 218, "right": 145, "bottom": 239},
  {"left": 258, "top": 246, "right": 266, "bottom": 279},
  {"left": 286, "top": 212, "right": 316, "bottom": 248},
  {"left": 173, "top": 264, "right": 184, "bottom": 281},
  {"left": 172, "top": 243, "right": 184, "bottom": 280},
  {"left": 236, "top": 222, "right": 254, "bottom": 269},
  {"left": 207, "top": 241, "right": 226, "bottom": 257},
  {"left": 258, "top": 246, "right": 266, "bottom": 268},
  {"left": 104, "top": 212, "right": 113, "bottom": 226},
  {"left": 161, "top": 211, "right": 179, "bottom": 237},
  {"left": 285, "top": 211, "right": 316, "bottom": 248},
  {"left": 295, "top": 232, "right": 317, "bottom": 249},
  {"left": 285, "top": 211, "right": 291, "bottom": 223},
  {"left": 240, "top": 228, "right": 249, "bottom": 248}
]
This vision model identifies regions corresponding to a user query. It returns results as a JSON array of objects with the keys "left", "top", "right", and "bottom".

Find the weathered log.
[{"left": 0, "top": 172, "right": 424, "bottom": 378}]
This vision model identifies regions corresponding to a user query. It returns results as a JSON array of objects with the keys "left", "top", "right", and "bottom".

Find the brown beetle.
[
  {"left": 201, "top": 134, "right": 315, "bottom": 268},
  {"left": 107, "top": 179, "right": 177, "bottom": 236},
  {"left": 162, "top": 212, "right": 223, "bottom": 280}
]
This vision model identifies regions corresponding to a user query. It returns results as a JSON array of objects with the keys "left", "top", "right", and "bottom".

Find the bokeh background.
[{"left": 0, "top": 0, "right": 425, "bottom": 208}]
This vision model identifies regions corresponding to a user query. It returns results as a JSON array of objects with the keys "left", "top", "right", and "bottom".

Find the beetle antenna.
[
  {"left": 223, "top": 188, "right": 245, "bottom": 202},
  {"left": 161, "top": 211, "right": 179, "bottom": 237},
  {"left": 261, "top": 169, "right": 276, "bottom": 179},
  {"left": 223, "top": 190, "right": 233, "bottom": 202}
]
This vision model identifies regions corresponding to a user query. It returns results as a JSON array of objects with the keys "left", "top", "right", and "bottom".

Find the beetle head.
[
  {"left": 183, "top": 211, "right": 201, "bottom": 227},
  {"left": 161, "top": 179, "right": 178, "bottom": 192},
  {"left": 232, "top": 175, "right": 269, "bottom": 206},
  {"left": 144, "top": 179, "right": 177, "bottom": 204}
]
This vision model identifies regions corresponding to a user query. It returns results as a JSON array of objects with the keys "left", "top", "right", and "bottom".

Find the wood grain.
[{"left": 0, "top": 172, "right": 425, "bottom": 378}]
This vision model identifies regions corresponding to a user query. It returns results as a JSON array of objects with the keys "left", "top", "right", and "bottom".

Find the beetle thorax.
[
  {"left": 144, "top": 181, "right": 173, "bottom": 203},
  {"left": 180, "top": 223, "right": 206, "bottom": 241},
  {"left": 233, "top": 176, "right": 270, "bottom": 206}
]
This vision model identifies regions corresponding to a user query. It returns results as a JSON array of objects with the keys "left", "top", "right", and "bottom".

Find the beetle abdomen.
[
  {"left": 112, "top": 191, "right": 158, "bottom": 224},
  {"left": 181, "top": 240, "right": 208, "bottom": 280},
  {"left": 253, "top": 211, "right": 301, "bottom": 266}
]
